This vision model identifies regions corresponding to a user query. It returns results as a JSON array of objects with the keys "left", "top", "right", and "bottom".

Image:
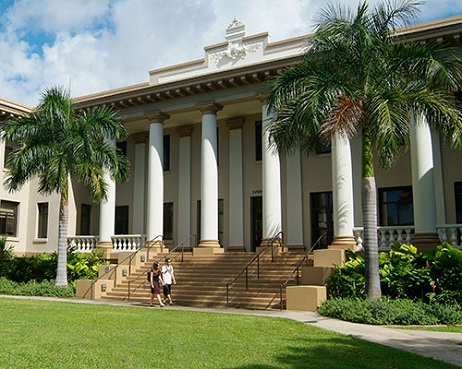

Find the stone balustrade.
[
  {"left": 111, "top": 234, "right": 147, "bottom": 252},
  {"left": 353, "top": 224, "right": 462, "bottom": 250},
  {"left": 67, "top": 236, "right": 99, "bottom": 253}
]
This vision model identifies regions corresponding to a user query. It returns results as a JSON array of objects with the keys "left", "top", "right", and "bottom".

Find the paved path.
[{"left": 2, "top": 295, "right": 462, "bottom": 367}]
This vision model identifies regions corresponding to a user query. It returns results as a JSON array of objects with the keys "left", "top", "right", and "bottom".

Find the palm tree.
[
  {"left": 266, "top": 0, "right": 462, "bottom": 298},
  {"left": 2, "top": 86, "right": 129, "bottom": 286}
]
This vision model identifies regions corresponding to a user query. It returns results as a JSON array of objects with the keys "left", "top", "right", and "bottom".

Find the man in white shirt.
[{"left": 161, "top": 258, "right": 176, "bottom": 305}]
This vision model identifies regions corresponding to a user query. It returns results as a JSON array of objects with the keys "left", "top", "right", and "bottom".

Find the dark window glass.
[
  {"left": 116, "top": 141, "right": 127, "bottom": 157},
  {"left": 455, "top": 182, "right": 462, "bottom": 224},
  {"left": 80, "top": 204, "right": 92, "bottom": 235},
  {"left": 163, "top": 202, "right": 174, "bottom": 240},
  {"left": 37, "top": 203, "right": 48, "bottom": 238},
  {"left": 163, "top": 135, "right": 170, "bottom": 171},
  {"left": 0, "top": 200, "right": 18, "bottom": 236},
  {"left": 115, "top": 205, "right": 129, "bottom": 234},
  {"left": 378, "top": 187, "right": 414, "bottom": 226},
  {"left": 255, "top": 121, "right": 262, "bottom": 161}
]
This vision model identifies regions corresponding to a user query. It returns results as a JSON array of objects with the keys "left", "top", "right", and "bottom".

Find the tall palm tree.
[
  {"left": 266, "top": 0, "right": 462, "bottom": 298},
  {"left": 2, "top": 86, "right": 129, "bottom": 286}
]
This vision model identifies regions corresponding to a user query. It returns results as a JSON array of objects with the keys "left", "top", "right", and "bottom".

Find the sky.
[{"left": 1, "top": 0, "right": 461, "bottom": 107}]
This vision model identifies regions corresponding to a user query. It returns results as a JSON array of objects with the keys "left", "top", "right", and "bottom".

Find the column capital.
[
  {"left": 176, "top": 125, "right": 193, "bottom": 137},
  {"left": 226, "top": 117, "right": 244, "bottom": 130},
  {"left": 145, "top": 111, "right": 170, "bottom": 123},
  {"left": 197, "top": 102, "right": 223, "bottom": 115}
]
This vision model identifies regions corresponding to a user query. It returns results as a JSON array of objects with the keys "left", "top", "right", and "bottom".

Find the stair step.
[{"left": 99, "top": 248, "right": 307, "bottom": 309}]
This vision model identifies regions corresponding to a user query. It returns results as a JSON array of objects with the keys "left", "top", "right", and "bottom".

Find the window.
[
  {"left": 163, "top": 202, "right": 174, "bottom": 240},
  {"left": 4, "top": 141, "right": 16, "bottom": 167},
  {"left": 116, "top": 141, "right": 127, "bottom": 157},
  {"left": 163, "top": 135, "right": 170, "bottom": 171},
  {"left": 115, "top": 206, "right": 129, "bottom": 234},
  {"left": 255, "top": 121, "right": 262, "bottom": 161},
  {"left": 0, "top": 200, "right": 19, "bottom": 236},
  {"left": 455, "top": 182, "right": 462, "bottom": 224},
  {"left": 37, "top": 203, "right": 48, "bottom": 238},
  {"left": 80, "top": 204, "right": 92, "bottom": 235},
  {"left": 378, "top": 187, "right": 414, "bottom": 226}
]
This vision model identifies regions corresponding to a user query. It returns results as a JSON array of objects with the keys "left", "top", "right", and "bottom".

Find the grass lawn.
[
  {"left": 0, "top": 298, "right": 459, "bottom": 369},
  {"left": 398, "top": 325, "right": 462, "bottom": 333}
]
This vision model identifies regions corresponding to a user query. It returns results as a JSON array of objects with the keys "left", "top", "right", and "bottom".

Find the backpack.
[{"left": 147, "top": 271, "right": 151, "bottom": 282}]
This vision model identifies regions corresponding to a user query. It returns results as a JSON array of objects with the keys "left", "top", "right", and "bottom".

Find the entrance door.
[
  {"left": 310, "top": 192, "right": 333, "bottom": 249},
  {"left": 251, "top": 196, "right": 262, "bottom": 252}
]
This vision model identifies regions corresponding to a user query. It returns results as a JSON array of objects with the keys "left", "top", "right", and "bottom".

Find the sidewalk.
[{"left": 3, "top": 295, "right": 462, "bottom": 367}]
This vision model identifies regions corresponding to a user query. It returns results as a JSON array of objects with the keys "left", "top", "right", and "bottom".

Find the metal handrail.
[
  {"left": 226, "top": 231, "right": 283, "bottom": 308},
  {"left": 278, "top": 235, "right": 323, "bottom": 310},
  {"left": 127, "top": 234, "right": 196, "bottom": 302},
  {"left": 79, "top": 234, "right": 163, "bottom": 299}
]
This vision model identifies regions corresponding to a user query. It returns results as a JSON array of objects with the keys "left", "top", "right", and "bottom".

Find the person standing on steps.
[
  {"left": 149, "top": 262, "right": 165, "bottom": 307},
  {"left": 161, "top": 258, "right": 176, "bottom": 305}
]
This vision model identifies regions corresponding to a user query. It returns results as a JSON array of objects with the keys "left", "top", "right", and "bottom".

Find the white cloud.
[{"left": 0, "top": 0, "right": 461, "bottom": 106}]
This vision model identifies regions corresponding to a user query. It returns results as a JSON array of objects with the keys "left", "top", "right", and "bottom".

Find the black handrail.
[
  {"left": 127, "top": 234, "right": 196, "bottom": 302},
  {"left": 226, "top": 231, "right": 283, "bottom": 308},
  {"left": 79, "top": 234, "right": 162, "bottom": 299},
  {"left": 278, "top": 235, "right": 323, "bottom": 310}
]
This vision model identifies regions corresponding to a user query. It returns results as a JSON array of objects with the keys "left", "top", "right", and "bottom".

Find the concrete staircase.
[{"left": 93, "top": 248, "right": 307, "bottom": 310}]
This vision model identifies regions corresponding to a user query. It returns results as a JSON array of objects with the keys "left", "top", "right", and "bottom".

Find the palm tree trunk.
[
  {"left": 362, "top": 131, "right": 381, "bottom": 299},
  {"left": 55, "top": 198, "right": 68, "bottom": 286}
]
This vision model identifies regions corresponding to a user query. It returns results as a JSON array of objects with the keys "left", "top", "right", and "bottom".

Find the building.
[{"left": 0, "top": 16, "right": 461, "bottom": 257}]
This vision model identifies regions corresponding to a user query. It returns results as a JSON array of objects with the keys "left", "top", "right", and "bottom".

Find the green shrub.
[
  {"left": 318, "top": 297, "right": 462, "bottom": 325},
  {"left": 67, "top": 248, "right": 105, "bottom": 281},
  {"left": 325, "top": 243, "right": 462, "bottom": 305},
  {"left": 0, "top": 277, "right": 75, "bottom": 297}
]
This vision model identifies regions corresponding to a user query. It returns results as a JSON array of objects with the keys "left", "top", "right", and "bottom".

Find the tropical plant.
[
  {"left": 266, "top": 0, "right": 462, "bottom": 298},
  {"left": 1, "top": 86, "right": 128, "bottom": 286}
]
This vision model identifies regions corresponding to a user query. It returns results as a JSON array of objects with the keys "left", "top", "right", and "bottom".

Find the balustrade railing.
[
  {"left": 437, "top": 224, "right": 462, "bottom": 248},
  {"left": 67, "top": 236, "right": 99, "bottom": 253},
  {"left": 111, "top": 234, "right": 147, "bottom": 252},
  {"left": 353, "top": 224, "right": 462, "bottom": 250}
]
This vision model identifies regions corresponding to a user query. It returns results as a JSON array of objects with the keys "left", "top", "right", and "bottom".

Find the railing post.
[
  {"left": 257, "top": 255, "right": 260, "bottom": 279},
  {"left": 128, "top": 280, "right": 131, "bottom": 302},
  {"left": 226, "top": 284, "right": 229, "bottom": 308},
  {"left": 245, "top": 268, "right": 248, "bottom": 291},
  {"left": 280, "top": 285, "right": 283, "bottom": 311}
]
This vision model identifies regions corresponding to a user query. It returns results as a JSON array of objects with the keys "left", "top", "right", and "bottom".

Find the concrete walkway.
[{"left": 2, "top": 295, "right": 462, "bottom": 367}]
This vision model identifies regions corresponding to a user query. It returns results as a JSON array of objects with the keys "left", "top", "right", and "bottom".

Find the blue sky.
[{"left": 1, "top": 0, "right": 461, "bottom": 106}]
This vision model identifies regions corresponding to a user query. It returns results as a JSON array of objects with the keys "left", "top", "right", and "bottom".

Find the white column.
[
  {"left": 285, "top": 148, "right": 304, "bottom": 247},
  {"left": 411, "top": 114, "right": 437, "bottom": 233},
  {"left": 99, "top": 166, "right": 116, "bottom": 242},
  {"left": 177, "top": 126, "right": 193, "bottom": 246},
  {"left": 133, "top": 135, "right": 146, "bottom": 234},
  {"left": 146, "top": 112, "right": 169, "bottom": 241},
  {"left": 262, "top": 104, "right": 282, "bottom": 240},
  {"left": 331, "top": 133, "right": 355, "bottom": 244},
  {"left": 198, "top": 103, "right": 222, "bottom": 249},
  {"left": 227, "top": 118, "right": 244, "bottom": 249}
]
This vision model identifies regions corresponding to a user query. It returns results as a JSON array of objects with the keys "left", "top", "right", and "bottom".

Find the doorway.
[
  {"left": 251, "top": 196, "right": 262, "bottom": 252},
  {"left": 310, "top": 192, "right": 333, "bottom": 249}
]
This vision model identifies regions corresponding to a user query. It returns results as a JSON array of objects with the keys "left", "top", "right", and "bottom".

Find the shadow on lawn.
[{"left": 225, "top": 335, "right": 449, "bottom": 369}]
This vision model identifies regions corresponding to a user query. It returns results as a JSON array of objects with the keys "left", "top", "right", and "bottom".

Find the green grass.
[
  {"left": 398, "top": 325, "right": 462, "bottom": 333},
  {"left": 0, "top": 298, "right": 459, "bottom": 369}
]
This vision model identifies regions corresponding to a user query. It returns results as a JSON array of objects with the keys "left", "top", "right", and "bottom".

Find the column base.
[
  {"left": 329, "top": 236, "right": 357, "bottom": 251},
  {"left": 194, "top": 240, "right": 224, "bottom": 256},
  {"left": 412, "top": 232, "right": 441, "bottom": 252}
]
